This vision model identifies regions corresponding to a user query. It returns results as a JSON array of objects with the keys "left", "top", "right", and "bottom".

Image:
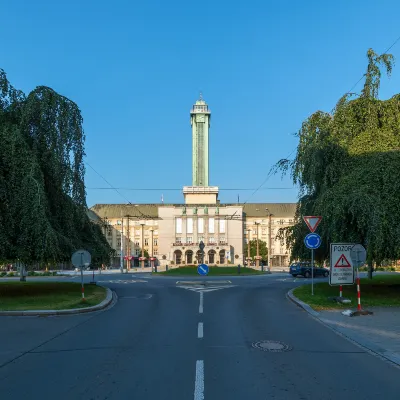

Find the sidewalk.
[
  {"left": 318, "top": 308, "right": 400, "bottom": 366},
  {"left": 288, "top": 289, "right": 400, "bottom": 367}
]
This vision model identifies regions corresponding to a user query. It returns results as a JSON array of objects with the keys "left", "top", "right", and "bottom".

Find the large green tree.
[
  {"left": 0, "top": 68, "right": 112, "bottom": 269},
  {"left": 276, "top": 49, "right": 400, "bottom": 278},
  {"left": 244, "top": 239, "right": 268, "bottom": 262}
]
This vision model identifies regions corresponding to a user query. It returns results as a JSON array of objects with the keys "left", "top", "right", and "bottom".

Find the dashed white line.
[
  {"left": 199, "top": 292, "right": 203, "bottom": 314},
  {"left": 198, "top": 322, "right": 203, "bottom": 339},
  {"left": 194, "top": 360, "right": 204, "bottom": 400}
]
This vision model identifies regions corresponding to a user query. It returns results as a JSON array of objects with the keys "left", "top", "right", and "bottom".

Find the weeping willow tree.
[
  {"left": 276, "top": 49, "right": 400, "bottom": 277},
  {"left": 0, "top": 69, "right": 112, "bottom": 267}
]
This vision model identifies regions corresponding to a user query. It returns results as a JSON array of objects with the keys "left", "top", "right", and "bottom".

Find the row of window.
[
  {"left": 175, "top": 236, "right": 226, "bottom": 244},
  {"left": 115, "top": 249, "right": 159, "bottom": 256},
  {"left": 176, "top": 218, "right": 225, "bottom": 234},
  {"left": 115, "top": 239, "right": 158, "bottom": 246}
]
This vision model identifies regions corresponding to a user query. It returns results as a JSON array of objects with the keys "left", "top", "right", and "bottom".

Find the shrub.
[{"left": 7, "top": 272, "right": 15, "bottom": 277}]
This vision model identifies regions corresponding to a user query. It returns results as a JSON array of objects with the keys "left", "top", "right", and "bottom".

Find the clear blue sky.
[{"left": 2, "top": 0, "right": 400, "bottom": 207}]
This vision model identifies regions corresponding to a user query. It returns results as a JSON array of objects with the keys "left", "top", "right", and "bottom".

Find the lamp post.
[
  {"left": 255, "top": 222, "right": 260, "bottom": 269},
  {"left": 150, "top": 228, "right": 154, "bottom": 272},
  {"left": 246, "top": 229, "right": 251, "bottom": 267},
  {"left": 140, "top": 223, "right": 145, "bottom": 269},
  {"left": 266, "top": 209, "right": 273, "bottom": 271}
]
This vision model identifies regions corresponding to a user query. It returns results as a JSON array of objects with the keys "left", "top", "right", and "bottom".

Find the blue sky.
[{"left": 2, "top": 0, "right": 400, "bottom": 206}]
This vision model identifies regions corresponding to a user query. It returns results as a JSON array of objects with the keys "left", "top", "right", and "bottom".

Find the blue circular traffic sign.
[
  {"left": 304, "top": 233, "right": 321, "bottom": 249},
  {"left": 197, "top": 264, "right": 209, "bottom": 276}
]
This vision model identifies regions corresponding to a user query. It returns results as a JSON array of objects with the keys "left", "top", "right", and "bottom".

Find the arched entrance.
[
  {"left": 196, "top": 250, "right": 204, "bottom": 264},
  {"left": 219, "top": 250, "right": 225, "bottom": 264},
  {"left": 186, "top": 250, "right": 193, "bottom": 264},
  {"left": 174, "top": 250, "right": 182, "bottom": 265},
  {"left": 208, "top": 250, "right": 216, "bottom": 264}
]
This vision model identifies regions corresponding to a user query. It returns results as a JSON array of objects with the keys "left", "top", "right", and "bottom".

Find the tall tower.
[{"left": 190, "top": 94, "right": 211, "bottom": 186}]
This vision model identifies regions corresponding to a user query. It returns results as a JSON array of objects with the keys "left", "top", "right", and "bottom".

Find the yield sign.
[
  {"left": 303, "top": 216, "right": 322, "bottom": 232},
  {"left": 334, "top": 254, "right": 351, "bottom": 268}
]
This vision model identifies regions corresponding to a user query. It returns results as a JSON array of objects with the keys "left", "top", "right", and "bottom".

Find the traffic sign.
[
  {"left": 350, "top": 244, "right": 367, "bottom": 268},
  {"left": 329, "top": 243, "right": 355, "bottom": 286},
  {"left": 303, "top": 216, "right": 322, "bottom": 232},
  {"left": 304, "top": 233, "right": 321, "bottom": 249},
  {"left": 334, "top": 254, "right": 351, "bottom": 268},
  {"left": 71, "top": 249, "right": 91, "bottom": 268},
  {"left": 197, "top": 264, "right": 209, "bottom": 276}
]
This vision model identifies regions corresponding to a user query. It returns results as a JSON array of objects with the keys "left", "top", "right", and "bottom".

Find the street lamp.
[
  {"left": 246, "top": 229, "right": 251, "bottom": 267},
  {"left": 150, "top": 228, "right": 154, "bottom": 272},
  {"left": 140, "top": 222, "right": 145, "bottom": 269},
  {"left": 266, "top": 208, "right": 273, "bottom": 271},
  {"left": 255, "top": 222, "right": 260, "bottom": 269}
]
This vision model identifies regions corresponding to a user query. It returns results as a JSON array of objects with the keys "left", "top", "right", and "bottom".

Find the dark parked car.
[{"left": 289, "top": 262, "right": 329, "bottom": 278}]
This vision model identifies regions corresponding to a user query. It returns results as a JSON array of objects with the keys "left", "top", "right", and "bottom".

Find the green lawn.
[
  {"left": 156, "top": 266, "right": 265, "bottom": 276},
  {"left": 0, "top": 282, "right": 107, "bottom": 311},
  {"left": 293, "top": 274, "right": 400, "bottom": 310}
]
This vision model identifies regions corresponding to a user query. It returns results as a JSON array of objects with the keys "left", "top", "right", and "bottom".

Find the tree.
[
  {"left": 274, "top": 49, "right": 399, "bottom": 278},
  {"left": 244, "top": 239, "right": 268, "bottom": 263},
  {"left": 0, "top": 68, "right": 112, "bottom": 270}
]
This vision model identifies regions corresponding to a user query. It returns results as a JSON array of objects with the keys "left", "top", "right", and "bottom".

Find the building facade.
[{"left": 91, "top": 96, "right": 296, "bottom": 268}]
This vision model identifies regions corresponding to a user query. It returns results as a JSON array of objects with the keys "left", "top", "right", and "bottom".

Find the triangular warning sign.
[
  {"left": 303, "top": 216, "right": 322, "bottom": 232},
  {"left": 334, "top": 254, "right": 351, "bottom": 268}
]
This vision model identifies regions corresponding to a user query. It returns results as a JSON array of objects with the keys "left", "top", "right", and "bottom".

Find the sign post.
[
  {"left": 71, "top": 250, "right": 92, "bottom": 302},
  {"left": 304, "top": 233, "right": 322, "bottom": 295},
  {"left": 303, "top": 216, "right": 322, "bottom": 296},
  {"left": 350, "top": 244, "right": 367, "bottom": 311}
]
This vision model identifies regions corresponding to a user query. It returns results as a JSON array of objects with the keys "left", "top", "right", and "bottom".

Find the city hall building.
[{"left": 91, "top": 97, "right": 296, "bottom": 268}]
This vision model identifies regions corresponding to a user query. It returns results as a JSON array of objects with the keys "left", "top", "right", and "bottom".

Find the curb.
[
  {"left": 287, "top": 287, "right": 400, "bottom": 368},
  {"left": 287, "top": 288, "right": 320, "bottom": 317},
  {"left": 0, "top": 287, "right": 114, "bottom": 316}
]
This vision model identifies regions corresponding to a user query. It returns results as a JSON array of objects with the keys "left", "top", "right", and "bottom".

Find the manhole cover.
[{"left": 252, "top": 340, "right": 292, "bottom": 352}]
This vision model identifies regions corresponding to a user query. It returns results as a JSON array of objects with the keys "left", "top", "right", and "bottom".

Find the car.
[{"left": 289, "top": 262, "right": 329, "bottom": 278}]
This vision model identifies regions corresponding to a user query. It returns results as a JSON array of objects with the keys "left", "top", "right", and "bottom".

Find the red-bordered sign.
[
  {"left": 303, "top": 216, "right": 322, "bottom": 232},
  {"left": 334, "top": 254, "right": 351, "bottom": 268}
]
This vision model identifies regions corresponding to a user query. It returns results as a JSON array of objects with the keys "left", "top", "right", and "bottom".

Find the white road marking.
[
  {"left": 178, "top": 285, "right": 236, "bottom": 293},
  {"left": 194, "top": 360, "right": 204, "bottom": 400},
  {"left": 198, "top": 322, "right": 203, "bottom": 339},
  {"left": 199, "top": 292, "right": 203, "bottom": 314}
]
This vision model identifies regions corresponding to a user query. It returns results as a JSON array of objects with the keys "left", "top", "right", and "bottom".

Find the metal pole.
[
  {"left": 151, "top": 229, "right": 154, "bottom": 272},
  {"left": 311, "top": 248, "right": 314, "bottom": 296},
  {"left": 80, "top": 253, "right": 85, "bottom": 301},
  {"left": 126, "top": 216, "right": 130, "bottom": 271},
  {"left": 141, "top": 223, "right": 145, "bottom": 269},
  {"left": 256, "top": 222, "right": 260, "bottom": 269},
  {"left": 120, "top": 217, "right": 124, "bottom": 273},
  {"left": 246, "top": 229, "right": 251, "bottom": 267}
]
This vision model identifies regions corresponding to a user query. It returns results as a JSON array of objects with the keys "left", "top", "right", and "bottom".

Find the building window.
[
  {"left": 117, "top": 220, "right": 122, "bottom": 225},
  {"left": 154, "top": 238, "right": 158, "bottom": 246},
  {"left": 278, "top": 219, "right": 284, "bottom": 225},
  {"left": 154, "top": 230, "right": 158, "bottom": 235},
  {"left": 198, "top": 218, "right": 204, "bottom": 234},
  {"left": 198, "top": 236, "right": 204, "bottom": 243},
  {"left": 154, "top": 249, "right": 158, "bottom": 255},
  {"left": 208, "top": 218, "right": 215, "bottom": 234},
  {"left": 144, "top": 239, "right": 149, "bottom": 246},
  {"left": 135, "top": 249, "right": 140, "bottom": 256},
  {"left": 107, "top": 228, "right": 112, "bottom": 236},
  {"left": 219, "top": 236, "right": 226, "bottom": 244},
  {"left": 135, "top": 241, "right": 140, "bottom": 246},
  {"left": 176, "top": 218, "right": 182, "bottom": 234},
  {"left": 187, "top": 236, "right": 193, "bottom": 244},
  {"left": 135, "top": 230, "right": 140, "bottom": 236},
  {"left": 208, "top": 236, "right": 215, "bottom": 244},
  {"left": 187, "top": 218, "right": 193, "bottom": 234},
  {"left": 117, "top": 239, "right": 121, "bottom": 247},
  {"left": 289, "top": 219, "right": 293, "bottom": 223},
  {"left": 175, "top": 237, "right": 182, "bottom": 244},
  {"left": 245, "top": 239, "right": 248, "bottom": 244},
  {"left": 219, "top": 219, "right": 226, "bottom": 233},
  {"left": 253, "top": 229, "right": 257, "bottom": 234}
]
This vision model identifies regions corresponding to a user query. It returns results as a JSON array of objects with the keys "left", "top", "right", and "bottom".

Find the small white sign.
[{"left": 329, "top": 243, "right": 355, "bottom": 286}]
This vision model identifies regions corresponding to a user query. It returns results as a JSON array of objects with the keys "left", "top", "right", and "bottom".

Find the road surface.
[{"left": 0, "top": 272, "right": 398, "bottom": 399}]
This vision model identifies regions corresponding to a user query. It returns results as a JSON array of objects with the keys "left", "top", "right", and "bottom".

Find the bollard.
[
  {"left": 155, "top": 264, "right": 158, "bottom": 273},
  {"left": 166, "top": 265, "right": 168, "bottom": 271},
  {"left": 238, "top": 264, "right": 241, "bottom": 274}
]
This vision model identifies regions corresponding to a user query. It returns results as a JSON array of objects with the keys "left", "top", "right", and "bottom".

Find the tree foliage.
[
  {"left": 0, "top": 69, "right": 112, "bottom": 266},
  {"left": 275, "top": 49, "right": 400, "bottom": 266},
  {"left": 244, "top": 239, "right": 268, "bottom": 261}
]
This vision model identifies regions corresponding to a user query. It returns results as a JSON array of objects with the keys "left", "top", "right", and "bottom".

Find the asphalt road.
[{"left": 0, "top": 272, "right": 399, "bottom": 399}]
